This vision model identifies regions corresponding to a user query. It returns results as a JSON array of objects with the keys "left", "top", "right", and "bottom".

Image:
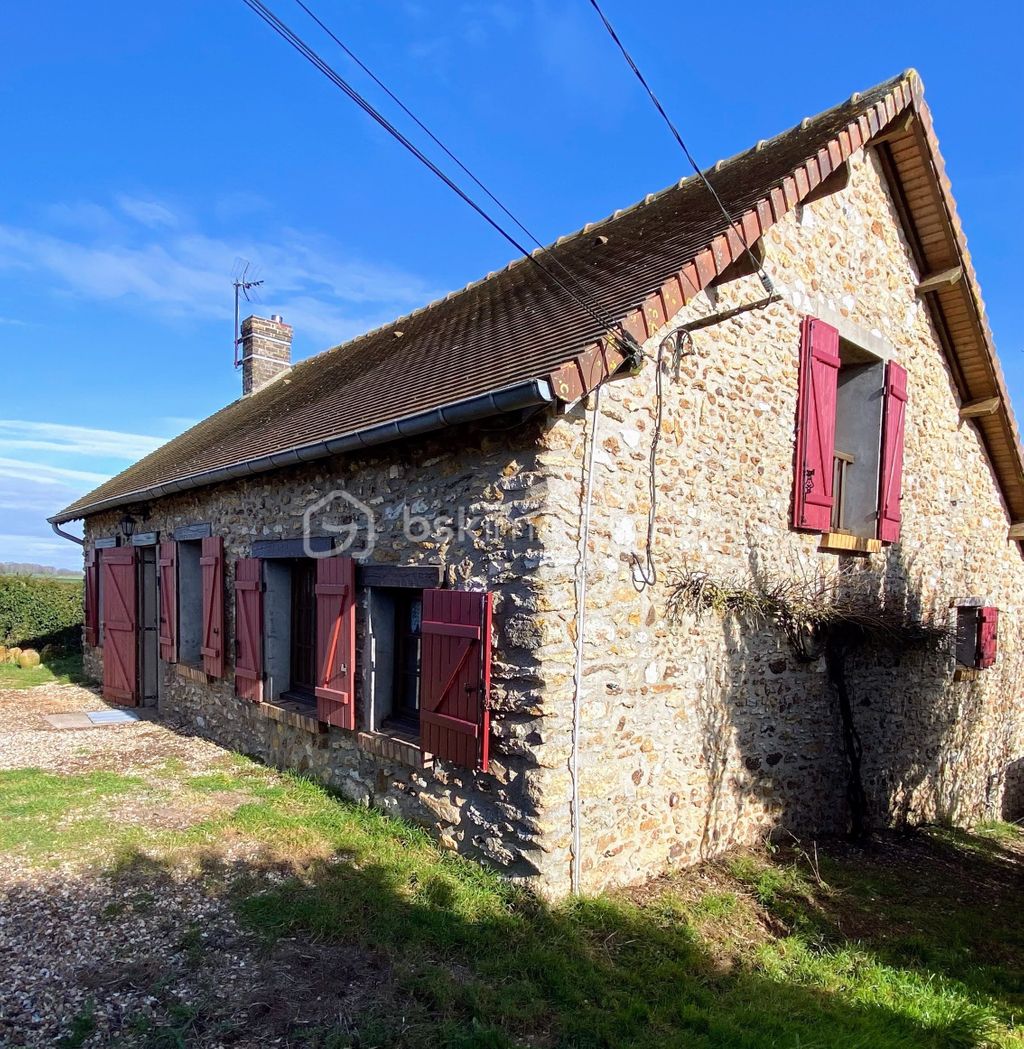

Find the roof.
[{"left": 53, "top": 72, "right": 1024, "bottom": 531}]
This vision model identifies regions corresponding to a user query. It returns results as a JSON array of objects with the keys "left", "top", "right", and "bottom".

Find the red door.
[{"left": 101, "top": 546, "right": 138, "bottom": 705}]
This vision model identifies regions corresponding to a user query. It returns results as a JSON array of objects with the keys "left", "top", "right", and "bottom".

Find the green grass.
[
  {"left": 0, "top": 651, "right": 86, "bottom": 689},
  {"left": 2, "top": 756, "right": 1022, "bottom": 1048}
]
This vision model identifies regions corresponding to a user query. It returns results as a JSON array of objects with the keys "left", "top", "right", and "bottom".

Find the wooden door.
[{"left": 101, "top": 546, "right": 138, "bottom": 705}]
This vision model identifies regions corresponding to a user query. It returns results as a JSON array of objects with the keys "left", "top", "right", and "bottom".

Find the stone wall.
[
  {"left": 534, "top": 144, "right": 1024, "bottom": 893},
  {"left": 82, "top": 418, "right": 566, "bottom": 888}
]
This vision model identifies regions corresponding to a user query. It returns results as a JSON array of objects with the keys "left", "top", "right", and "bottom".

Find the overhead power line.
[
  {"left": 239, "top": 0, "right": 640, "bottom": 363},
  {"left": 585, "top": 0, "right": 774, "bottom": 296},
  {"left": 292, "top": 0, "right": 614, "bottom": 328}
]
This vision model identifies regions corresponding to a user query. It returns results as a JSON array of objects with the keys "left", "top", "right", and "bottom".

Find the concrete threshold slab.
[{"left": 43, "top": 708, "right": 154, "bottom": 731}]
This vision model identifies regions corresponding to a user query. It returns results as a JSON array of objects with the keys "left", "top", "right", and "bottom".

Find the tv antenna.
[{"left": 232, "top": 259, "right": 265, "bottom": 368}]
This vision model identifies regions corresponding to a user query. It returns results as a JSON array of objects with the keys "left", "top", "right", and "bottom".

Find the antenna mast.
[{"left": 232, "top": 260, "right": 265, "bottom": 368}]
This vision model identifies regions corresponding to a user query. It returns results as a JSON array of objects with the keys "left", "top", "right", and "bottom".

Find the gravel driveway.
[{"left": 0, "top": 682, "right": 368, "bottom": 1048}]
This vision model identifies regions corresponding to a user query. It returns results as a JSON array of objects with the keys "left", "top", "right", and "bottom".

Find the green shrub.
[{"left": 0, "top": 576, "right": 83, "bottom": 649}]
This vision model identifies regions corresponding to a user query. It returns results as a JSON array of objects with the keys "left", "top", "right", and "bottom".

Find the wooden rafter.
[{"left": 915, "top": 266, "right": 963, "bottom": 297}]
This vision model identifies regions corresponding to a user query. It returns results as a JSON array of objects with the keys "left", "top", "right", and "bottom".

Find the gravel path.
[
  {"left": 0, "top": 682, "right": 369, "bottom": 1047},
  {"left": 0, "top": 682, "right": 226, "bottom": 775}
]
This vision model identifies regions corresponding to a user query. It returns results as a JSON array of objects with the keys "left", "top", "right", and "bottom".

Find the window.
[
  {"left": 793, "top": 316, "right": 907, "bottom": 543},
  {"left": 391, "top": 591, "right": 423, "bottom": 731},
  {"left": 237, "top": 552, "right": 354, "bottom": 725},
  {"left": 263, "top": 558, "right": 318, "bottom": 704},
  {"left": 955, "top": 605, "right": 999, "bottom": 669},
  {"left": 177, "top": 539, "right": 203, "bottom": 665},
  {"left": 365, "top": 587, "right": 424, "bottom": 736},
  {"left": 831, "top": 343, "right": 885, "bottom": 538}
]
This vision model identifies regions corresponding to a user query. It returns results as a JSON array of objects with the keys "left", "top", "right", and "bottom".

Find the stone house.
[{"left": 51, "top": 72, "right": 1024, "bottom": 895}]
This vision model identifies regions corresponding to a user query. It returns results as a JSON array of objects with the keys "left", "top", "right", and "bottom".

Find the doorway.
[{"left": 136, "top": 545, "right": 159, "bottom": 706}]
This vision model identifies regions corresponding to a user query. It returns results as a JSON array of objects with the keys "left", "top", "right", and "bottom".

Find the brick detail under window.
[{"left": 357, "top": 730, "right": 429, "bottom": 768}]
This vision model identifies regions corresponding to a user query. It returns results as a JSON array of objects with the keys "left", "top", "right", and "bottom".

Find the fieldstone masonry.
[{"left": 83, "top": 144, "right": 1024, "bottom": 896}]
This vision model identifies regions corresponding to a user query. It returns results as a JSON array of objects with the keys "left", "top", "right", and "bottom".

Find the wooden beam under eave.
[
  {"left": 1008, "top": 523, "right": 1024, "bottom": 541},
  {"left": 803, "top": 161, "right": 850, "bottom": 205},
  {"left": 710, "top": 239, "right": 765, "bottom": 286},
  {"left": 869, "top": 109, "right": 916, "bottom": 146},
  {"left": 959, "top": 396, "right": 1001, "bottom": 419},
  {"left": 915, "top": 265, "right": 963, "bottom": 296}
]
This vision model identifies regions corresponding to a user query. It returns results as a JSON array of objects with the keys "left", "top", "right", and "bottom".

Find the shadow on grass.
[
  {"left": 77, "top": 828, "right": 1010, "bottom": 1048},
  {"left": 2, "top": 759, "right": 1018, "bottom": 1048},
  {"left": 759, "top": 828, "right": 1024, "bottom": 1022}
]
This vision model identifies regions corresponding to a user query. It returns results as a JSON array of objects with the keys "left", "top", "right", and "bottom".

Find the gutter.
[
  {"left": 49, "top": 377, "right": 555, "bottom": 526},
  {"left": 50, "top": 521, "right": 84, "bottom": 546}
]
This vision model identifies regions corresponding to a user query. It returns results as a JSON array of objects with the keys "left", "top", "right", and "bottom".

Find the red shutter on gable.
[
  {"left": 101, "top": 545, "right": 137, "bottom": 705},
  {"left": 420, "top": 589, "right": 492, "bottom": 772},
  {"left": 878, "top": 361, "right": 908, "bottom": 543},
  {"left": 84, "top": 548, "right": 99, "bottom": 647},
  {"left": 233, "top": 557, "right": 263, "bottom": 702},
  {"left": 793, "top": 316, "right": 841, "bottom": 533},
  {"left": 200, "top": 536, "right": 225, "bottom": 678},
  {"left": 315, "top": 555, "right": 356, "bottom": 729},
  {"left": 158, "top": 540, "right": 177, "bottom": 663},
  {"left": 979, "top": 606, "right": 999, "bottom": 669}
]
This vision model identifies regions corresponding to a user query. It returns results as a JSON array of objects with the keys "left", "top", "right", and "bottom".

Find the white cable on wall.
[{"left": 569, "top": 384, "right": 602, "bottom": 894}]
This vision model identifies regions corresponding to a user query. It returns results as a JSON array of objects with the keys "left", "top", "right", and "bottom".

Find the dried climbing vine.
[{"left": 669, "top": 564, "right": 946, "bottom": 840}]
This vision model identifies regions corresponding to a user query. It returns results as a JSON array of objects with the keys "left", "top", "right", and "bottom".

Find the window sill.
[
  {"left": 818, "top": 532, "right": 882, "bottom": 555},
  {"left": 176, "top": 662, "right": 212, "bottom": 685},
  {"left": 357, "top": 728, "right": 430, "bottom": 769},
  {"left": 257, "top": 695, "right": 328, "bottom": 736}
]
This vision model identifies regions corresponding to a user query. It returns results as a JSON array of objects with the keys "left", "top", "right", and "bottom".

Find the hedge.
[{"left": 0, "top": 576, "right": 83, "bottom": 649}]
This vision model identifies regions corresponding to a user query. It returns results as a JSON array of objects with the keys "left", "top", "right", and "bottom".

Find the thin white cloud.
[
  {"left": 116, "top": 195, "right": 179, "bottom": 228},
  {"left": 0, "top": 457, "right": 109, "bottom": 487},
  {"left": 157, "top": 416, "right": 202, "bottom": 435},
  {"left": 0, "top": 199, "right": 441, "bottom": 351},
  {"left": 0, "top": 533, "right": 80, "bottom": 561},
  {"left": 214, "top": 191, "right": 271, "bottom": 222},
  {"left": 0, "top": 420, "right": 168, "bottom": 460}
]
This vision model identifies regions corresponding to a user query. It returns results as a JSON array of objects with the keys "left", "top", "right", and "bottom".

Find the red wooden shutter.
[
  {"left": 978, "top": 606, "right": 999, "bottom": 669},
  {"left": 84, "top": 548, "right": 99, "bottom": 647},
  {"left": 878, "top": 361, "right": 908, "bottom": 543},
  {"left": 158, "top": 540, "right": 177, "bottom": 663},
  {"left": 233, "top": 557, "right": 263, "bottom": 702},
  {"left": 201, "top": 536, "right": 224, "bottom": 678},
  {"left": 315, "top": 555, "right": 356, "bottom": 729},
  {"left": 101, "top": 545, "right": 137, "bottom": 705},
  {"left": 420, "top": 589, "right": 492, "bottom": 771},
  {"left": 793, "top": 316, "right": 841, "bottom": 532}
]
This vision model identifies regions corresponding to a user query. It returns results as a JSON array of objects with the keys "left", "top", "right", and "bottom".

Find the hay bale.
[
  {"left": 7, "top": 647, "right": 22, "bottom": 665},
  {"left": 0, "top": 646, "right": 6, "bottom": 663},
  {"left": 18, "top": 649, "right": 41, "bottom": 669}
]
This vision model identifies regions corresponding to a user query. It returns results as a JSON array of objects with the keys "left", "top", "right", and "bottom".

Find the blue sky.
[{"left": 1, "top": 1, "right": 1021, "bottom": 569}]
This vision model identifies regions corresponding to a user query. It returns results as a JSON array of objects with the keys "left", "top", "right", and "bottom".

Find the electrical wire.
[
  {"left": 292, "top": 0, "right": 621, "bottom": 336},
  {"left": 630, "top": 337, "right": 664, "bottom": 592},
  {"left": 569, "top": 383, "right": 602, "bottom": 894},
  {"left": 585, "top": 0, "right": 774, "bottom": 297},
  {"left": 240, "top": 0, "right": 640, "bottom": 363}
]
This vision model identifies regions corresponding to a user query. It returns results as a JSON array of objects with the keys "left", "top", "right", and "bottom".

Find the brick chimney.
[{"left": 240, "top": 314, "right": 292, "bottom": 396}]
